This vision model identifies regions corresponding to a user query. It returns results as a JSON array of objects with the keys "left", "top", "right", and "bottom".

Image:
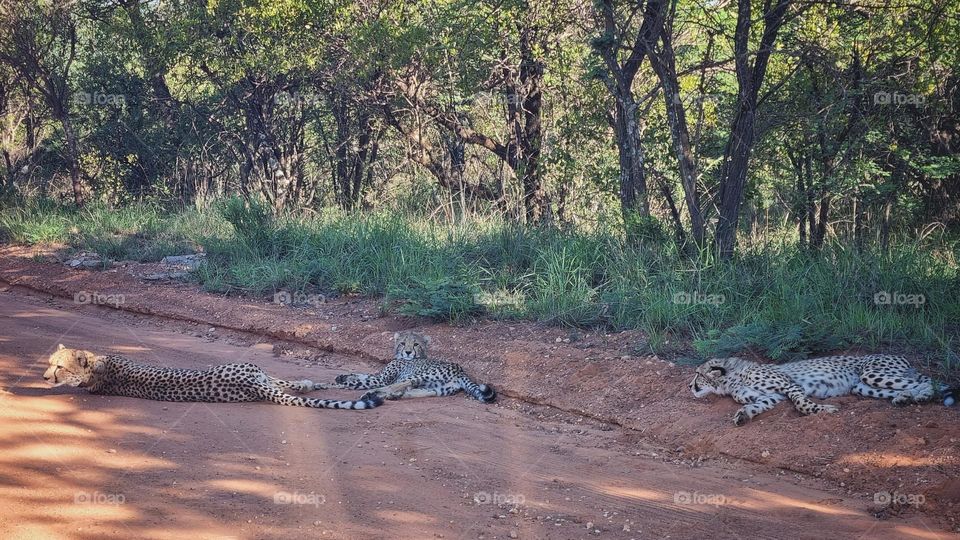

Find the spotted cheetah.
[
  {"left": 319, "top": 332, "right": 496, "bottom": 402},
  {"left": 690, "top": 355, "right": 956, "bottom": 426},
  {"left": 44, "top": 344, "right": 382, "bottom": 410}
]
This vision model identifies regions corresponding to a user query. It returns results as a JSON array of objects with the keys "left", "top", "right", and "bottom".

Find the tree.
[
  {"left": 0, "top": 0, "right": 83, "bottom": 205},
  {"left": 592, "top": 0, "right": 667, "bottom": 223}
]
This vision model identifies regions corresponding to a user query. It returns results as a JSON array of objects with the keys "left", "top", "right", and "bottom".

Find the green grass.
[
  {"left": 2, "top": 196, "right": 958, "bottom": 379},
  {"left": 0, "top": 197, "right": 221, "bottom": 260}
]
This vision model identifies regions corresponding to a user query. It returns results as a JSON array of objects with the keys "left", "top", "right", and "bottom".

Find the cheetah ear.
[
  {"left": 77, "top": 354, "right": 89, "bottom": 368},
  {"left": 393, "top": 332, "right": 400, "bottom": 341},
  {"left": 422, "top": 334, "right": 432, "bottom": 345},
  {"left": 58, "top": 343, "right": 65, "bottom": 350},
  {"left": 708, "top": 367, "right": 727, "bottom": 377}
]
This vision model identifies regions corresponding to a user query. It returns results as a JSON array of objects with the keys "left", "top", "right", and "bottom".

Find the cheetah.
[
  {"left": 690, "top": 355, "right": 956, "bottom": 426},
  {"left": 44, "top": 344, "right": 382, "bottom": 410},
  {"left": 319, "top": 331, "right": 496, "bottom": 403}
]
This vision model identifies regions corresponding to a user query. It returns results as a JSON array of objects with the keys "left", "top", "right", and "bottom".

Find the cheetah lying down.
[
  {"left": 690, "top": 355, "right": 956, "bottom": 426},
  {"left": 319, "top": 331, "right": 496, "bottom": 403},
  {"left": 44, "top": 345, "right": 382, "bottom": 410}
]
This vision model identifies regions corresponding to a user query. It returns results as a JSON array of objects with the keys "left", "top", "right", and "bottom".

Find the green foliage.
[{"left": 387, "top": 276, "right": 484, "bottom": 322}]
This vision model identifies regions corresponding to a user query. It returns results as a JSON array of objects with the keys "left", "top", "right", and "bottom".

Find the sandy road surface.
[{"left": 0, "top": 288, "right": 950, "bottom": 539}]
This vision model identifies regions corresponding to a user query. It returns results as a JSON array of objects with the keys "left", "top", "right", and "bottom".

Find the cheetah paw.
[
  {"left": 361, "top": 390, "right": 398, "bottom": 401},
  {"left": 733, "top": 410, "right": 751, "bottom": 426},
  {"left": 819, "top": 404, "right": 839, "bottom": 414}
]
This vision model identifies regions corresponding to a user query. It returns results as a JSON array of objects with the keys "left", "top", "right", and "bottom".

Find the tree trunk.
[
  {"left": 715, "top": 103, "right": 756, "bottom": 256},
  {"left": 650, "top": 29, "right": 705, "bottom": 245},
  {"left": 518, "top": 31, "right": 546, "bottom": 225},
  {"left": 713, "top": 0, "right": 791, "bottom": 258},
  {"left": 612, "top": 93, "right": 649, "bottom": 222},
  {"left": 58, "top": 113, "right": 83, "bottom": 206}
]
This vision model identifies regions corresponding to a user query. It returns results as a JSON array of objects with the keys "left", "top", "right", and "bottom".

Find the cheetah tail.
[
  {"left": 942, "top": 386, "right": 957, "bottom": 407},
  {"left": 273, "top": 392, "right": 383, "bottom": 410},
  {"left": 460, "top": 377, "right": 496, "bottom": 403}
]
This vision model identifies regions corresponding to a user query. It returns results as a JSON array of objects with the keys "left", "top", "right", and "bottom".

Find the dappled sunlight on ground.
[
  {"left": 839, "top": 452, "right": 954, "bottom": 468},
  {"left": 0, "top": 287, "right": 954, "bottom": 538}
]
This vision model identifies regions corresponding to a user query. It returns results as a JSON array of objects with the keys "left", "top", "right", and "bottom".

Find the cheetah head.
[
  {"left": 394, "top": 331, "right": 430, "bottom": 360},
  {"left": 690, "top": 357, "right": 742, "bottom": 398},
  {"left": 43, "top": 344, "right": 99, "bottom": 388}
]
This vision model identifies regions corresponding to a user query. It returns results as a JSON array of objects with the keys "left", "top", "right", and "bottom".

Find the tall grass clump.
[{"left": 0, "top": 197, "right": 210, "bottom": 260}]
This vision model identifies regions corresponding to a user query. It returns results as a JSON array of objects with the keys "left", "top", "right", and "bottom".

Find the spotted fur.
[
  {"left": 320, "top": 331, "right": 496, "bottom": 403},
  {"left": 44, "top": 344, "right": 381, "bottom": 410},
  {"left": 690, "top": 355, "right": 956, "bottom": 426}
]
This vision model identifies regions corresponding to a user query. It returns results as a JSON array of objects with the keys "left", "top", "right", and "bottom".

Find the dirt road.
[{"left": 0, "top": 288, "right": 950, "bottom": 539}]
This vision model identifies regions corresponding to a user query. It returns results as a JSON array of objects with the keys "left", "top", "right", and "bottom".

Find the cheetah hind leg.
[
  {"left": 269, "top": 377, "right": 321, "bottom": 393},
  {"left": 256, "top": 385, "right": 382, "bottom": 409},
  {"left": 851, "top": 381, "right": 920, "bottom": 405}
]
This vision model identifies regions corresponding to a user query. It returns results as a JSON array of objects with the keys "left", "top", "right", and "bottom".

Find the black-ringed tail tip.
[
  {"left": 944, "top": 388, "right": 956, "bottom": 407},
  {"left": 476, "top": 384, "right": 497, "bottom": 403},
  {"left": 359, "top": 394, "right": 384, "bottom": 409}
]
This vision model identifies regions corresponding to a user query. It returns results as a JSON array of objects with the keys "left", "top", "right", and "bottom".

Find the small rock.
[
  {"left": 586, "top": 522, "right": 594, "bottom": 529},
  {"left": 761, "top": 450, "right": 770, "bottom": 458},
  {"left": 509, "top": 531, "right": 518, "bottom": 538}
]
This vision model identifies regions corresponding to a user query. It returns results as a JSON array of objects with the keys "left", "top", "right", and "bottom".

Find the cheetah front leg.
[
  {"left": 365, "top": 381, "right": 462, "bottom": 401},
  {"left": 316, "top": 371, "right": 393, "bottom": 390},
  {"left": 732, "top": 393, "right": 786, "bottom": 426},
  {"left": 361, "top": 378, "right": 424, "bottom": 401}
]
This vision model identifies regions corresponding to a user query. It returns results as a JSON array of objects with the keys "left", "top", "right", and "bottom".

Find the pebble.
[
  {"left": 586, "top": 522, "right": 594, "bottom": 529},
  {"left": 509, "top": 532, "right": 518, "bottom": 538}
]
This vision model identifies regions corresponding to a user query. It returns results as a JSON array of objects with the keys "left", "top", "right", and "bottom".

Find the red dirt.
[{"left": 0, "top": 245, "right": 958, "bottom": 538}]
